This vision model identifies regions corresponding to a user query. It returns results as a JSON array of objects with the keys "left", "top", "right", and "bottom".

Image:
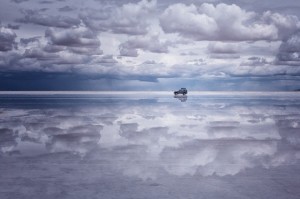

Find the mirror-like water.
[{"left": 1, "top": 92, "right": 300, "bottom": 199}]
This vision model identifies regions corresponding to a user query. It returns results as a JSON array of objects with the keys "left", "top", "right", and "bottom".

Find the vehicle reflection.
[{"left": 174, "top": 95, "right": 188, "bottom": 102}]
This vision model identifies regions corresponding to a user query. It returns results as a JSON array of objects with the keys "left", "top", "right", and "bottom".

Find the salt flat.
[{"left": 0, "top": 92, "right": 300, "bottom": 199}]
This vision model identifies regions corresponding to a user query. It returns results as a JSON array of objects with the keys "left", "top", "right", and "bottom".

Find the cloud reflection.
[{"left": 0, "top": 95, "right": 300, "bottom": 180}]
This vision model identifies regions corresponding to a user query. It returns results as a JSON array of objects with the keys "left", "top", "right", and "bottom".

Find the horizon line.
[{"left": 0, "top": 91, "right": 300, "bottom": 95}]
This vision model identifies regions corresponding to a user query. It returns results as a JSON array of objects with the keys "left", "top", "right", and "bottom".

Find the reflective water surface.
[{"left": 1, "top": 92, "right": 300, "bottom": 199}]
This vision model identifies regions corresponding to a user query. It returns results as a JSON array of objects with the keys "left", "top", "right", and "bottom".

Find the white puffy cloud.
[
  {"left": 262, "top": 11, "right": 300, "bottom": 39},
  {"left": 160, "top": 3, "right": 218, "bottom": 39},
  {"left": 81, "top": 0, "right": 157, "bottom": 35},
  {"left": 160, "top": 3, "right": 300, "bottom": 41}
]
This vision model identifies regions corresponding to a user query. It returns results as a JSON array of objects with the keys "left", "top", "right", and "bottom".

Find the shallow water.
[{"left": 1, "top": 92, "right": 300, "bottom": 199}]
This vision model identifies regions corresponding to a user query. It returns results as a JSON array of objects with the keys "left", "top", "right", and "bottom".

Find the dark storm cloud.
[
  {"left": 0, "top": 25, "right": 17, "bottom": 51},
  {"left": 18, "top": 9, "right": 81, "bottom": 28},
  {"left": 0, "top": 71, "right": 162, "bottom": 91}
]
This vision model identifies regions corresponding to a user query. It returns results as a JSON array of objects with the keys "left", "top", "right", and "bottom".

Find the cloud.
[
  {"left": 45, "top": 27, "right": 103, "bottom": 55},
  {"left": 20, "top": 36, "right": 41, "bottom": 46},
  {"left": 210, "top": 54, "right": 240, "bottom": 59},
  {"left": 45, "top": 27, "right": 99, "bottom": 47},
  {"left": 160, "top": 3, "right": 300, "bottom": 41},
  {"left": 262, "top": 11, "right": 300, "bottom": 39},
  {"left": 276, "top": 32, "right": 300, "bottom": 66},
  {"left": 7, "top": 24, "right": 20, "bottom": 30},
  {"left": 143, "top": 60, "right": 158, "bottom": 65},
  {"left": 10, "top": 0, "right": 29, "bottom": 3},
  {"left": 180, "top": 51, "right": 198, "bottom": 56},
  {"left": 1, "top": 0, "right": 300, "bottom": 88},
  {"left": 208, "top": 42, "right": 239, "bottom": 54},
  {"left": 18, "top": 9, "right": 81, "bottom": 28},
  {"left": 91, "top": 55, "right": 118, "bottom": 66},
  {"left": 0, "top": 26, "right": 17, "bottom": 51},
  {"left": 1, "top": 26, "right": 104, "bottom": 72},
  {"left": 39, "top": 0, "right": 53, "bottom": 4},
  {"left": 119, "top": 35, "right": 169, "bottom": 57},
  {"left": 119, "top": 46, "right": 138, "bottom": 57},
  {"left": 58, "top": 6, "right": 76, "bottom": 12},
  {"left": 24, "top": 48, "right": 60, "bottom": 61},
  {"left": 241, "top": 57, "right": 271, "bottom": 66},
  {"left": 80, "top": 0, "right": 157, "bottom": 35},
  {"left": 0, "top": 51, "right": 23, "bottom": 70}
]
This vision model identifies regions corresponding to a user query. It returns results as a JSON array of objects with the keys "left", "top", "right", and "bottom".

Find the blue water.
[{"left": 1, "top": 92, "right": 300, "bottom": 199}]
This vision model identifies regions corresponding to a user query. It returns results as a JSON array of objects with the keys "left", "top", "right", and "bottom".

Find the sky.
[{"left": 1, "top": 0, "right": 300, "bottom": 91}]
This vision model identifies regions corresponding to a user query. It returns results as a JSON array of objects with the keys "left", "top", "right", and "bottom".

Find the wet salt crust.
[{"left": 0, "top": 92, "right": 300, "bottom": 199}]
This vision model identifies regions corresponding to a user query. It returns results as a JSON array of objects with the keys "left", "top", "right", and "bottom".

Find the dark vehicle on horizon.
[{"left": 174, "top": 88, "right": 188, "bottom": 95}]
